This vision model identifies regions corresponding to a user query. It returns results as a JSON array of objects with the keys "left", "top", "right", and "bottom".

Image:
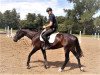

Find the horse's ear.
[
  {"left": 19, "top": 25, "right": 22, "bottom": 30},
  {"left": 17, "top": 25, "right": 22, "bottom": 30},
  {"left": 19, "top": 27, "right": 21, "bottom": 30}
]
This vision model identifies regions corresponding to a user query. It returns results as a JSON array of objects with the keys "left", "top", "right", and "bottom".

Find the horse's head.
[{"left": 13, "top": 29, "right": 26, "bottom": 42}]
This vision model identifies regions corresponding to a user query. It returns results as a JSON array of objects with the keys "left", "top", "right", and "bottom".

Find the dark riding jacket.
[{"left": 49, "top": 14, "right": 58, "bottom": 30}]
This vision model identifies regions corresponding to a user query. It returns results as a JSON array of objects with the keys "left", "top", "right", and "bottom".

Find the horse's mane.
[
  {"left": 21, "top": 27, "right": 42, "bottom": 33},
  {"left": 21, "top": 27, "right": 39, "bottom": 32}
]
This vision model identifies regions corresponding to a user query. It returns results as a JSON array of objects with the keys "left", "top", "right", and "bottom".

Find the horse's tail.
[{"left": 75, "top": 37, "right": 84, "bottom": 58}]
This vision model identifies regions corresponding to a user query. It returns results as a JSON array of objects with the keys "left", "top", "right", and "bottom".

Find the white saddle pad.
[{"left": 40, "top": 29, "right": 59, "bottom": 43}]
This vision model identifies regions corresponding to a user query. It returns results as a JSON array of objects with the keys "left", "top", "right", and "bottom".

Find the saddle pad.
[{"left": 40, "top": 29, "right": 59, "bottom": 43}]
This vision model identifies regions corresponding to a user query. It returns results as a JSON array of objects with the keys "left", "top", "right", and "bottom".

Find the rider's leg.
[
  {"left": 42, "top": 28, "right": 56, "bottom": 49},
  {"left": 42, "top": 33, "right": 49, "bottom": 49}
]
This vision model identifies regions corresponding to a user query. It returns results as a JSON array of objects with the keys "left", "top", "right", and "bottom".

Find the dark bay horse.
[{"left": 13, "top": 28, "right": 84, "bottom": 72}]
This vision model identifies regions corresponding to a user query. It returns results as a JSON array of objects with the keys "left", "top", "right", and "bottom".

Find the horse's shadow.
[{"left": 30, "top": 60, "right": 85, "bottom": 71}]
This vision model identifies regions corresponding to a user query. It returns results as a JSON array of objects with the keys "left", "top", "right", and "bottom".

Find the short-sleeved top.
[{"left": 49, "top": 14, "right": 57, "bottom": 29}]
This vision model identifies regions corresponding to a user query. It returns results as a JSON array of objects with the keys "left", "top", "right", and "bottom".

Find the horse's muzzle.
[{"left": 13, "top": 38, "right": 17, "bottom": 42}]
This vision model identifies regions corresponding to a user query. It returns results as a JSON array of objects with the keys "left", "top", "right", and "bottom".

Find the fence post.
[
  {"left": 10, "top": 28, "right": 13, "bottom": 37},
  {"left": 70, "top": 30, "right": 72, "bottom": 34},
  {"left": 98, "top": 33, "right": 99, "bottom": 40},
  {"left": 5, "top": 27, "right": 7, "bottom": 32},
  {"left": 7, "top": 26, "right": 10, "bottom": 37},
  {"left": 94, "top": 33, "right": 96, "bottom": 39},
  {"left": 79, "top": 31, "right": 82, "bottom": 43}
]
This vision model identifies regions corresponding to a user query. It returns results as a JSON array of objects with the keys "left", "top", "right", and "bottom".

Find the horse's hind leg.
[
  {"left": 71, "top": 48, "right": 84, "bottom": 71},
  {"left": 58, "top": 48, "right": 70, "bottom": 72},
  {"left": 27, "top": 48, "right": 37, "bottom": 69}
]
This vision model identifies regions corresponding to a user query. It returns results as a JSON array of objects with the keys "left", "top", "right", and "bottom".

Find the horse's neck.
[{"left": 25, "top": 30, "right": 39, "bottom": 39}]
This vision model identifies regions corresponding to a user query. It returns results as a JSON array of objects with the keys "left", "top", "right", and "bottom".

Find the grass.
[
  {"left": 0, "top": 28, "right": 17, "bottom": 34},
  {"left": 0, "top": 29, "right": 5, "bottom": 31}
]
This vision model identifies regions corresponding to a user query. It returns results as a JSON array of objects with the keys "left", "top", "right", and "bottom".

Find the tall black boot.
[{"left": 43, "top": 39, "right": 51, "bottom": 50}]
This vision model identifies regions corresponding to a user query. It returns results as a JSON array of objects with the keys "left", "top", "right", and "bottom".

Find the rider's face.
[{"left": 47, "top": 11, "right": 52, "bottom": 15}]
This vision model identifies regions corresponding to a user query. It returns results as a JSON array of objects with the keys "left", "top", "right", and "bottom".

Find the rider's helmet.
[{"left": 46, "top": 7, "right": 52, "bottom": 12}]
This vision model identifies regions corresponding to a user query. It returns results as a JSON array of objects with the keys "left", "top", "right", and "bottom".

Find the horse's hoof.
[
  {"left": 44, "top": 65, "right": 50, "bottom": 69},
  {"left": 44, "top": 66, "right": 48, "bottom": 69},
  {"left": 27, "top": 66, "right": 31, "bottom": 69},
  {"left": 47, "top": 65, "right": 50, "bottom": 68},
  {"left": 58, "top": 67, "right": 63, "bottom": 72},
  {"left": 80, "top": 67, "right": 84, "bottom": 72}
]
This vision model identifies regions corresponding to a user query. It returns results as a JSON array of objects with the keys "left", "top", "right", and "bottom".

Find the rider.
[{"left": 42, "top": 7, "right": 58, "bottom": 49}]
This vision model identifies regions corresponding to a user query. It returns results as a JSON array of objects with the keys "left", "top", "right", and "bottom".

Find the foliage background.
[{"left": 0, "top": 0, "right": 100, "bottom": 34}]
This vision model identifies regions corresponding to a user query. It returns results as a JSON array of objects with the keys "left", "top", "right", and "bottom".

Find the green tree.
[
  {"left": 3, "top": 10, "right": 11, "bottom": 28},
  {"left": 93, "top": 16, "right": 100, "bottom": 33},
  {"left": 0, "top": 12, "right": 4, "bottom": 28},
  {"left": 20, "top": 13, "right": 47, "bottom": 30},
  {"left": 35, "top": 14, "right": 44, "bottom": 30},
  {"left": 26, "top": 13, "right": 36, "bottom": 22},
  {"left": 11, "top": 9, "right": 20, "bottom": 29},
  {"left": 94, "top": 16, "right": 100, "bottom": 27},
  {"left": 65, "top": 0, "right": 100, "bottom": 34},
  {"left": 56, "top": 16, "right": 65, "bottom": 24},
  {"left": 3, "top": 9, "right": 20, "bottom": 29},
  {"left": 63, "top": 9, "right": 78, "bottom": 33}
]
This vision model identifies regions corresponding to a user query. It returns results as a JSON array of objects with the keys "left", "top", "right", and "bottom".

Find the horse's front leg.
[
  {"left": 41, "top": 48, "right": 49, "bottom": 69},
  {"left": 27, "top": 47, "right": 38, "bottom": 69}
]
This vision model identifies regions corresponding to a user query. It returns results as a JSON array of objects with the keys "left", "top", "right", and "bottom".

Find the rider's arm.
[
  {"left": 45, "top": 21, "right": 53, "bottom": 28},
  {"left": 43, "top": 21, "right": 53, "bottom": 28},
  {"left": 43, "top": 14, "right": 54, "bottom": 28}
]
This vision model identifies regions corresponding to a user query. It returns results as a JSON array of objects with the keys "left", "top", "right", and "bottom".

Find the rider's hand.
[{"left": 43, "top": 26, "right": 46, "bottom": 28}]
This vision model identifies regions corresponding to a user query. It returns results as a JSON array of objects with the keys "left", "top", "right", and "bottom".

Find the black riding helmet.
[{"left": 46, "top": 7, "right": 52, "bottom": 12}]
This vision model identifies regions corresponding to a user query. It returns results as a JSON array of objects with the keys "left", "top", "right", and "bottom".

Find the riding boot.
[
  {"left": 46, "top": 40, "right": 51, "bottom": 49},
  {"left": 43, "top": 39, "right": 51, "bottom": 50}
]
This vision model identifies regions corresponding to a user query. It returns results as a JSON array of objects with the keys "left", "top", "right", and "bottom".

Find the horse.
[{"left": 13, "top": 28, "right": 84, "bottom": 72}]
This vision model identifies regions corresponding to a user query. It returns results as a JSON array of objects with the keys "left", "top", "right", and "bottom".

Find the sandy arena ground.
[{"left": 0, "top": 34, "right": 100, "bottom": 74}]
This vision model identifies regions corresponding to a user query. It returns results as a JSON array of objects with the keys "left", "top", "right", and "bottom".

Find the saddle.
[{"left": 40, "top": 29, "right": 59, "bottom": 43}]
